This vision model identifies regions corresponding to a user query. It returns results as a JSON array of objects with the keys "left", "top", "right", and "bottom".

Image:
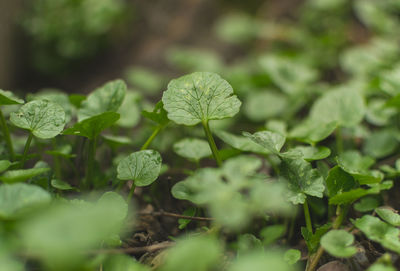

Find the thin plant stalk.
[
  {"left": 20, "top": 132, "right": 33, "bottom": 168},
  {"left": 127, "top": 183, "right": 136, "bottom": 202},
  {"left": 141, "top": 126, "right": 161, "bottom": 150},
  {"left": 201, "top": 120, "right": 222, "bottom": 167},
  {"left": 303, "top": 199, "right": 313, "bottom": 234},
  {"left": 85, "top": 136, "right": 98, "bottom": 189},
  {"left": 0, "top": 109, "right": 15, "bottom": 160},
  {"left": 52, "top": 138, "right": 61, "bottom": 179}
]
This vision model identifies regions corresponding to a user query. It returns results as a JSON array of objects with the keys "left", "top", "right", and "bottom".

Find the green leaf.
[
  {"left": 104, "top": 254, "right": 151, "bottom": 271},
  {"left": 162, "top": 72, "right": 241, "bottom": 126},
  {"left": 0, "top": 183, "right": 51, "bottom": 219},
  {"left": 321, "top": 230, "right": 357, "bottom": 258},
  {"left": 282, "top": 146, "right": 331, "bottom": 162},
  {"left": 0, "top": 160, "right": 11, "bottom": 173},
  {"left": 51, "top": 179, "right": 75, "bottom": 191},
  {"left": 289, "top": 119, "right": 337, "bottom": 144},
  {"left": 117, "top": 150, "right": 162, "bottom": 186},
  {"left": 366, "top": 99, "right": 396, "bottom": 126},
  {"left": 375, "top": 207, "right": 400, "bottom": 227},
  {"left": 363, "top": 129, "right": 399, "bottom": 159},
  {"left": 0, "top": 168, "right": 50, "bottom": 183},
  {"left": 117, "top": 91, "right": 141, "bottom": 128},
  {"left": 260, "top": 225, "right": 286, "bottom": 246},
  {"left": 354, "top": 197, "right": 380, "bottom": 212},
  {"left": 125, "top": 67, "right": 165, "bottom": 94},
  {"left": 173, "top": 138, "right": 211, "bottom": 161},
  {"left": 166, "top": 47, "right": 223, "bottom": 72},
  {"left": 0, "top": 89, "right": 24, "bottom": 105},
  {"left": 310, "top": 86, "right": 365, "bottom": 127},
  {"left": 159, "top": 235, "right": 222, "bottom": 271},
  {"left": 283, "top": 249, "right": 301, "bottom": 265},
  {"left": 326, "top": 166, "right": 357, "bottom": 198},
  {"left": 229, "top": 250, "right": 294, "bottom": 271},
  {"left": 243, "top": 130, "right": 285, "bottom": 154},
  {"left": 141, "top": 101, "right": 169, "bottom": 126},
  {"left": 10, "top": 100, "right": 66, "bottom": 139},
  {"left": 244, "top": 91, "right": 288, "bottom": 121},
  {"left": 215, "top": 130, "right": 270, "bottom": 154},
  {"left": 69, "top": 94, "right": 86, "bottom": 108},
  {"left": 178, "top": 207, "right": 196, "bottom": 230},
  {"left": 302, "top": 223, "right": 331, "bottom": 253},
  {"left": 329, "top": 181, "right": 393, "bottom": 205},
  {"left": 354, "top": 215, "right": 400, "bottom": 254},
  {"left": 336, "top": 151, "right": 383, "bottom": 184},
  {"left": 63, "top": 112, "right": 120, "bottom": 139},
  {"left": 78, "top": 80, "right": 127, "bottom": 121},
  {"left": 368, "top": 263, "right": 396, "bottom": 271},
  {"left": 279, "top": 157, "right": 325, "bottom": 204}
]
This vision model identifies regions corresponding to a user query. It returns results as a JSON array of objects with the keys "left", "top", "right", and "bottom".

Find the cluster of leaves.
[{"left": 3, "top": 0, "right": 400, "bottom": 270}]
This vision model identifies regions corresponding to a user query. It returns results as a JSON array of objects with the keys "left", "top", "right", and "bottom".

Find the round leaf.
[
  {"left": 173, "top": 138, "right": 212, "bottom": 161},
  {"left": 10, "top": 100, "right": 66, "bottom": 139},
  {"left": 162, "top": 72, "right": 241, "bottom": 126},
  {"left": 117, "top": 150, "right": 162, "bottom": 186},
  {"left": 321, "top": 230, "right": 357, "bottom": 258}
]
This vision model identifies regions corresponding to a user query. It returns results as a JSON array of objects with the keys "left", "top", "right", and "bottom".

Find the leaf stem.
[
  {"left": 85, "top": 136, "right": 98, "bottom": 189},
  {"left": 52, "top": 138, "right": 61, "bottom": 179},
  {"left": 0, "top": 109, "right": 15, "bottom": 161},
  {"left": 141, "top": 126, "right": 161, "bottom": 150},
  {"left": 202, "top": 120, "right": 222, "bottom": 167},
  {"left": 306, "top": 204, "right": 349, "bottom": 271},
  {"left": 20, "top": 132, "right": 33, "bottom": 168},
  {"left": 127, "top": 182, "right": 136, "bottom": 202},
  {"left": 303, "top": 198, "right": 313, "bottom": 234}
]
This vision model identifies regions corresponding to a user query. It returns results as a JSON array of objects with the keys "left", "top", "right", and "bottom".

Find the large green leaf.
[
  {"left": 0, "top": 168, "right": 51, "bottom": 183},
  {"left": 320, "top": 230, "right": 357, "bottom": 258},
  {"left": 117, "top": 150, "right": 162, "bottom": 186},
  {"left": 310, "top": 86, "right": 365, "bottom": 127},
  {"left": 78, "top": 80, "right": 127, "bottom": 121},
  {"left": 63, "top": 112, "right": 120, "bottom": 139},
  {"left": 0, "top": 183, "right": 51, "bottom": 219},
  {"left": 363, "top": 129, "right": 399, "bottom": 159},
  {"left": 279, "top": 157, "right": 325, "bottom": 204},
  {"left": 0, "top": 89, "right": 24, "bottom": 105},
  {"left": 243, "top": 130, "right": 286, "bottom": 154},
  {"left": 354, "top": 215, "right": 400, "bottom": 254},
  {"left": 10, "top": 100, "right": 66, "bottom": 139},
  {"left": 375, "top": 207, "right": 400, "bottom": 227},
  {"left": 162, "top": 72, "right": 241, "bottom": 125},
  {"left": 289, "top": 119, "right": 337, "bottom": 144},
  {"left": 173, "top": 138, "right": 211, "bottom": 161}
]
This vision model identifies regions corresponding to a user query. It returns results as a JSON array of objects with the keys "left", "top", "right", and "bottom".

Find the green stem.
[
  {"left": 202, "top": 120, "right": 222, "bottom": 167},
  {"left": 141, "top": 126, "right": 161, "bottom": 150},
  {"left": 127, "top": 183, "right": 136, "bottom": 202},
  {"left": 303, "top": 199, "right": 313, "bottom": 234},
  {"left": 85, "top": 136, "right": 98, "bottom": 189},
  {"left": 306, "top": 204, "right": 349, "bottom": 271},
  {"left": 336, "top": 126, "right": 343, "bottom": 155},
  {"left": 52, "top": 138, "right": 61, "bottom": 179},
  {"left": 20, "top": 132, "right": 33, "bottom": 169},
  {"left": 0, "top": 109, "right": 15, "bottom": 161}
]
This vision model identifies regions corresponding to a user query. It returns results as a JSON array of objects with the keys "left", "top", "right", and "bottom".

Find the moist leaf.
[
  {"left": 63, "top": 112, "right": 120, "bottom": 139},
  {"left": 0, "top": 183, "right": 51, "bottom": 219},
  {"left": 320, "top": 230, "right": 357, "bottom": 258},
  {"left": 10, "top": 100, "right": 66, "bottom": 139},
  {"left": 162, "top": 72, "right": 241, "bottom": 125},
  {"left": 117, "top": 150, "right": 162, "bottom": 186},
  {"left": 78, "top": 79, "right": 127, "bottom": 121},
  {"left": 173, "top": 138, "right": 212, "bottom": 161}
]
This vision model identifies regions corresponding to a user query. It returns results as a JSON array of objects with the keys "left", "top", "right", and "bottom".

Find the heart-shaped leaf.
[
  {"left": 321, "top": 230, "right": 357, "bottom": 258},
  {"left": 10, "top": 100, "right": 66, "bottom": 139},
  {"left": 117, "top": 150, "right": 162, "bottom": 186},
  {"left": 0, "top": 89, "right": 24, "bottom": 105},
  {"left": 162, "top": 72, "right": 241, "bottom": 126},
  {"left": 63, "top": 112, "right": 120, "bottom": 139},
  {"left": 0, "top": 183, "right": 51, "bottom": 219},
  {"left": 243, "top": 130, "right": 286, "bottom": 154},
  {"left": 173, "top": 138, "right": 212, "bottom": 161},
  {"left": 78, "top": 80, "right": 127, "bottom": 121}
]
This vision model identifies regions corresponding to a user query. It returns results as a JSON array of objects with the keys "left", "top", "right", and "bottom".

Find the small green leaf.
[
  {"left": 215, "top": 130, "right": 269, "bottom": 154},
  {"left": 280, "top": 157, "right": 325, "bottom": 204},
  {"left": 243, "top": 130, "right": 285, "bottom": 154},
  {"left": 0, "top": 89, "right": 24, "bottom": 105},
  {"left": 125, "top": 67, "right": 165, "bottom": 94},
  {"left": 354, "top": 215, "right": 400, "bottom": 254},
  {"left": 141, "top": 101, "right": 169, "bottom": 126},
  {"left": 283, "top": 249, "right": 301, "bottom": 265},
  {"left": 162, "top": 72, "right": 241, "bottom": 126},
  {"left": 117, "top": 91, "right": 141, "bottom": 128},
  {"left": 178, "top": 207, "right": 196, "bottom": 230},
  {"left": 244, "top": 91, "right": 288, "bottom": 121},
  {"left": 0, "top": 183, "right": 51, "bottom": 219},
  {"left": 321, "top": 230, "right": 357, "bottom": 258},
  {"left": 117, "top": 150, "right": 162, "bottom": 186},
  {"left": 282, "top": 146, "right": 331, "bottom": 161},
  {"left": 104, "top": 254, "right": 151, "bottom": 271},
  {"left": 0, "top": 160, "right": 11, "bottom": 173},
  {"left": 173, "top": 138, "right": 212, "bottom": 161},
  {"left": 260, "top": 225, "right": 286, "bottom": 246},
  {"left": 0, "top": 168, "right": 50, "bottom": 183},
  {"left": 78, "top": 80, "right": 127, "bottom": 121},
  {"left": 302, "top": 223, "right": 331, "bottom": 253},
  {"left": 63, "top": 112, "right": 120, "bottom": 139},
  {"left": 289, "top": 119, "right": 337, "bottom": 144},
  {"left": 363, "top": 129, "right": 399, "bottom": 159},
  {"left": 10, "top": 100, "right": 66, "bottom": 139},
  {"left": 354, "top": 197, "right": 380, "bottom": 212},
  {"left": 375, "top": 207, "right": 400, "bottom": 227},
  {"left": 51, "top": 179, "right": 75, "bottom": 191},
  {"left": 28, "top": 90, "right": 73, "bottom": 122},
  {"left": 229, "top": 250, "right": 294, "bottom": 271},
  {"left": 326, "top": 166, "right": 357, "bottom": 198}
]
